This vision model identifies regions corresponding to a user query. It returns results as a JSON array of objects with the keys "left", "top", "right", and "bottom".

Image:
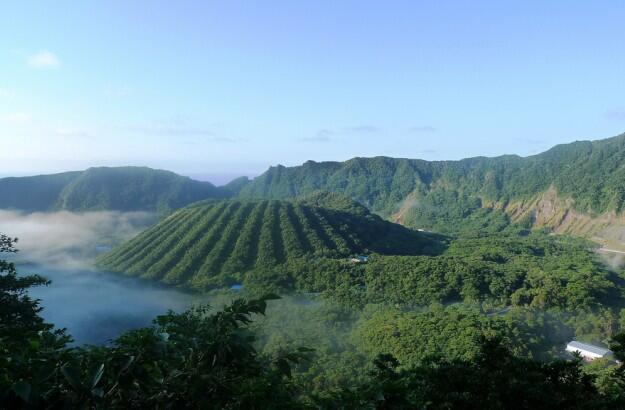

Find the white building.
[{"left": 566, "top": 341, "right": 612, "bottom": 361}]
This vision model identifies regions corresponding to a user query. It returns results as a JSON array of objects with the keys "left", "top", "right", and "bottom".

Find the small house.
[
  {"left": 566, "top": 341, "right": 612, "bottom": 361},
  {"left": 350, "top": 255, "right": 369, "bottom": 263}
]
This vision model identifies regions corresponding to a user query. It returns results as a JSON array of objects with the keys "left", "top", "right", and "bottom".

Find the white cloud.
[
  {"left": 28, "top": 50, "right": 61, "bottom": 69},
  {"left": 1, "top": 112, "right": 31, "bottom": 125}
]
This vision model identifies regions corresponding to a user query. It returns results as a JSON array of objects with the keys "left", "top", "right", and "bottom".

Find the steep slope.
[
  {"left": 239, "top": 133, "right": 625, "bottom": 239},
  {"left": 97, "top": 198, "right": 442, "bottom": 290},
  {"left": 55, "top": 167, "right": 225, "bottom": 213},
  {"left": 0, "top": 171, "right": 81, "bottom": 212},
  {"left": 0, "top": 167, "right": 229, "bottom": 213}
]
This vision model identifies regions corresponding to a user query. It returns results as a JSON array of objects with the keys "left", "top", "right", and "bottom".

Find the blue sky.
[{"left": 1, "top": 1, "right": 624, "bottom": 184}]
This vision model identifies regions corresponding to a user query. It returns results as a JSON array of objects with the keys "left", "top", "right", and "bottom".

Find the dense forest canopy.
[
  {"left": 3, "top": 234, "right": 625, "bottom": 408},
  {"left": 97, "top": 197, "right": 442, "bottom": 290},
  {"left": 97, "top": 193, "right": 625, "bottom": 318}
]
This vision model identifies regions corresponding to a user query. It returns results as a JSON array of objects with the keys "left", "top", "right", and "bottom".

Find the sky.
[{"left": 1, "top": 1, "right": 625, "bottom": 185}]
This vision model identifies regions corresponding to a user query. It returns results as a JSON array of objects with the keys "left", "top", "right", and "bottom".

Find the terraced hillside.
[{"left": 97, "top": 198, "right": 441, "bottom": 290}]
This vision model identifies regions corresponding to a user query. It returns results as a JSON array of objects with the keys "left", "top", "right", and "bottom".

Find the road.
[{"left": 597, "top": 248, "right": 625, "bottom": 255}]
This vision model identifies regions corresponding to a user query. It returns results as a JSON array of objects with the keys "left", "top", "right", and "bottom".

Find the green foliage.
[
  {"left": 296, "top": 191, "right": 370, "bottom": 216},
  {"left": 328, "top": 338, "right": 615, "bottom": 409},
  {"left": 239, "top": 133, "right": 625, "bottom": 232},
  {"left": 260, "top": 233, "right": 625, "bottom": 358},
  {"left": 0, "top": 166, "right": 229, "bottom": 213},
  {"left": 220, "top": 176, "right": 251, "bottom": 196},
  {"left": 0, "top": 235, "right": 73, "bottom": 407},
  {"left": 252, "top": 296, "right": 370, "bottom": 393},
  {"left": 0, "top": 235, "right": 59, "bottom": 346},
  {"left": 284, "top": 232, "right": 623, "bottom": 313},
  {"left": 0, "top": 172, "right": 79, "bottom": 212},
  {"left": 4, "top": 242, "right": 625, "bottom": 408},
  {"left": 98, "top": 199, "right": 441, "bottom": 291},
  {"left": 1, "top": 294, "right": 307, "bottom": 408},
  {"left": 353, "top": 304, "right": 575, "bottom": 367},
  {"left": 354, "top": 305, "right": 522, "bottom": 366}
]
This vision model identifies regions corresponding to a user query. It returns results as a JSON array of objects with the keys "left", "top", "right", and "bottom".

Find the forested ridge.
[
  {"left": 4, "top": 133, "right": 625, "bottom": 235},
  {"left": 0, "top": 166, "right": 230, "bottom": 213},
  {"left": 97, "top": 196, "right": 442, "bottom": 290},
  {"left": 239, "top": 132, "right": 625, "bottom": 234}
]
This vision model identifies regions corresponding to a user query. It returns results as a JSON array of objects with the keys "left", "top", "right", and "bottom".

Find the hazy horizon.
[
  {"left": 2, "top": 2, "right": 625, "bottom": 177},
  {"left": 1, "top": 129, "right": 624, "bottom": 185}
]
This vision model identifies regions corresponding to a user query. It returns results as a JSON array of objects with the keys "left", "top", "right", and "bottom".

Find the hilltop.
[
  {"left": 97, "top": 197, "right": 442, "bottom": 290},
  {"left": 0, "top": 166, "right": 230, "bottom": 213}
]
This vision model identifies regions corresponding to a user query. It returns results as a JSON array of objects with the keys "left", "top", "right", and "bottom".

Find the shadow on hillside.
[{"left": 327, "top": 208, "right": 450, "bottom": 256}]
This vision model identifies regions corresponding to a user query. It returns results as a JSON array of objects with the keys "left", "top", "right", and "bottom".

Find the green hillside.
[
  {"left": 239, "top": 133, "right": 625, "bottom": 236},
  {"left": 0, "top": 171, "right": 80, "bottom": 212},
  {"left": 97, "top": 198, "right": 442, "bottom": 290},
  {"left": 0, "top": 166, "right": 227, "bottom": 213},
  {"left": 5, "top": 133, "right": 625, "bottom": 237}
]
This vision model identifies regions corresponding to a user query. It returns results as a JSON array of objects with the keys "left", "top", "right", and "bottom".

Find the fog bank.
[
  {"left": 0, "top": 210, "right": 197, "bottom": 344},
  {"left": 0, "top": 210, "right": 155, "bottom": 269}
]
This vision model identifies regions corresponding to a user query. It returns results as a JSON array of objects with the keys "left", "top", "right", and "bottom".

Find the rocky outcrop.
[{"left": 503, "top": 186, "right": 625, "bottom": 249}]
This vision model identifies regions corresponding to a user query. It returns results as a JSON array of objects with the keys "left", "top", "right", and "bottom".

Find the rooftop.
[{"left": 567, "top": 341, "right": 611, "bottom": 356}]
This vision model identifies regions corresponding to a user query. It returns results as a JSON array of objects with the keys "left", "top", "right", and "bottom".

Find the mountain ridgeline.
[
  {"left": 239, "top": 133, "right": 625, "bottom": 238},
  {"left": 3, "top": 133, "right": 625, "bottom": 239},
  {"left": 0, "top": 167, "right": 238, "bottom": 213},
  {"left": 97, "top": 196, "right": 442, "bottom": 290}
]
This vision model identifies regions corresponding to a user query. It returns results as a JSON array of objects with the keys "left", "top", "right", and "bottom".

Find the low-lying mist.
[
  {"left": 0, "top": 209, "right": 202, "bottom": 344},
  {"left": 0, "top": 209, "right": 156, "bottom": 269}
]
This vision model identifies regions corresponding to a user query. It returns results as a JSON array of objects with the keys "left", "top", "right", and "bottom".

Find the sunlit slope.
[
  {"left": 238, "top": 133, "right": 625, "bottom": 236},
  {"left": 97, "top": 198, "right": 440, "bottom": 289}
]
